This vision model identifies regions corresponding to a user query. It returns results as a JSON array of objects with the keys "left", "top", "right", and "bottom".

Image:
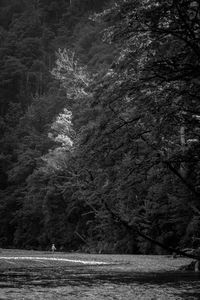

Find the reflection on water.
[{"left": 0, "top": 267, "right": 200, "bottom": 300}]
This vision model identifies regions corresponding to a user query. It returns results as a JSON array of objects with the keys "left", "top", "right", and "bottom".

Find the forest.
[{"left": 0, "top": 0, "right": 200, "bottom": 255}]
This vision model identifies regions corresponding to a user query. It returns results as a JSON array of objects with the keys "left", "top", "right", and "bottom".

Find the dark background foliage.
[{"left": 0, "top": 0, "right": 200, "bottom": 254}]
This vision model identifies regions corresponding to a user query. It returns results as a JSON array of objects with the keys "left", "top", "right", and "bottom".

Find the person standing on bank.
[{"left": 51, "top": 243, "right": 56, "bottom": 253}]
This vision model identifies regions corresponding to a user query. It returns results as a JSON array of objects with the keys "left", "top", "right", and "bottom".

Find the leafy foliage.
[{"left": 1, "top": 0, "right": 200, "bottom": 254}]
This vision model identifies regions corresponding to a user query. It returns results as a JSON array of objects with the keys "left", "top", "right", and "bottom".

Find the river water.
[{"left": 0, "top": 265, "right": 200, "bottom": 300}]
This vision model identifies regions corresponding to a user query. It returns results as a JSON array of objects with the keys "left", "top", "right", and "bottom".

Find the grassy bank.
[{"left": 0, "top": 249, "right": 192, "bottom": 272}]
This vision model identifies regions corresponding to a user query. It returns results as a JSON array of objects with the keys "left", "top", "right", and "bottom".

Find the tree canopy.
[{"left": 0, "top": 0, "right": 200, "bottom": 255}]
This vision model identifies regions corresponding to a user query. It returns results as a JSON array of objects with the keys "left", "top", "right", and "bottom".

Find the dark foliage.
[{"left": 0, "top": 0, "right": 200, "bottom": 255}]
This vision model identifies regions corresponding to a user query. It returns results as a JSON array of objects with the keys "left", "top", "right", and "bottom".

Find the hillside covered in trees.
[{"left": 0, "top": 0, "right": 200, "bottom": 254}]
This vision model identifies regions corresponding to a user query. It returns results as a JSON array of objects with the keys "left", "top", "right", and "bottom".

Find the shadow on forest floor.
[{"left": 0, "top": 266, "right": 200, "bottom": 300}]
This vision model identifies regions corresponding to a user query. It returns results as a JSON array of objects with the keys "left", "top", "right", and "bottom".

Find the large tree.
[{"left": 52, "top": 0, "right": 200, "bottom": 254}]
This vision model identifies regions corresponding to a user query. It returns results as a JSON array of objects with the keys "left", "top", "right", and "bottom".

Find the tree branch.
[{"left": 104, "top": 202, "right": 200, "bottom": 260}]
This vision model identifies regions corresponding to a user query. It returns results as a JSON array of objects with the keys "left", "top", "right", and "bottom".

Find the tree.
[{"left": 53, "top": 0, "right": 200, "bottom": 254}]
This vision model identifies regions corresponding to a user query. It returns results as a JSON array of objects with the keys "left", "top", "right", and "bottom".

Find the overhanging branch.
[{"left": 104, "top": 202, "right": 200, "bottom": 260}]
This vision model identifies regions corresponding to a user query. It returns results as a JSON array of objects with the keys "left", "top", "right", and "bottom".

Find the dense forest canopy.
[{"left": 0, "top": 0, "right": 200, "bottom": 255}]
